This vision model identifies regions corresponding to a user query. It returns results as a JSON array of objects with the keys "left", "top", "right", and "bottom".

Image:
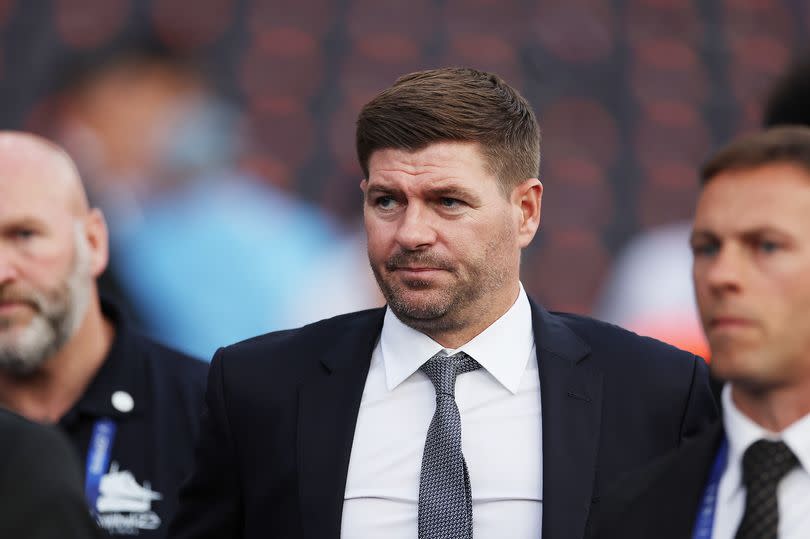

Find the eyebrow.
[
  {"left": 365, "top": 183, "right": 397, "bottom": 195},
  {"left": 0, "top": 216, "right": 45, "bottom": 228},
  {"left": 365, "top": 182, "right": 481, "bottom": 203},
  {"left": 689, "top": 229, "right": 715, "bottom": 242},
  {"left": 690, "top": 226, "right": 793, "bottom": 243},
  {"left": 425, "top": 185, "right": 479, "bottom": 201}
]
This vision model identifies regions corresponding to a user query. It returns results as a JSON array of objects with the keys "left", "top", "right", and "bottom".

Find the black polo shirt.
[{"left": 59, "top": 303, "right": 207, "bottom": 538}]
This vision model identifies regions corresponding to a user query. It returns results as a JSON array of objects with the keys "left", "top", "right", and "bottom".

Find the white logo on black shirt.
[{"left": 95, "top": 462, "right": 162, "bottom": 535}]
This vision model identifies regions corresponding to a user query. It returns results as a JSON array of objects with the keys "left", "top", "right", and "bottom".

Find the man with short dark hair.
[
  {"left": 591, "top": 125, "right": 810, "bottom": 539},
  {"left": 170, "top": 67, "right": 716, "bottom": 539},
  {"left": 0, "top": 131, "right": 208, "bottom": 538}
]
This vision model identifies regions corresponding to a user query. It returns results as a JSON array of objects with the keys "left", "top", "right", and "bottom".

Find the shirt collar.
[
  {"left": 721, "top": 384, "right": 810, "bottom": 501},
  {"left": 59, "top": 299, "right": 148, "bottom": 427},
  {"left": 381, "top": 283, "right": 535, "bottom": 394}
]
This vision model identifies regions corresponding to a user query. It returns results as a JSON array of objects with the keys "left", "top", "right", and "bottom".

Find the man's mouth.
[
  {"left": 708, "top": 316, "right": 756, "bottom": 331},
  {"left": 391, "top": 267, "right": 448, "bottom": 279},
  {"left": 0, "top": 301, "right": 32, "bottom": 315},
  {"left": 0, "top": 294, "right": 38, "bottom": 315},
  {"left": 393, "top": 266, "right": 444, "bottom": 272}
]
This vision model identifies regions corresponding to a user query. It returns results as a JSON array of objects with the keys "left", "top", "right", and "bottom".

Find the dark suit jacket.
[
  {"left": 169, "top": 301, "right": 718, "bottom": 539},
  {"left": 588, "top": 422, "right": 724, "bottom": 539},
  {"left": 0, "top": 407, "right": 102, "bottom": 539}
]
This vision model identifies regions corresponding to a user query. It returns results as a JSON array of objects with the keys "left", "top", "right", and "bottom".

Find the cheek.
[
  {"left": 17, "top": 253, "right": 59, "bottom": 279},
  {"left": 778, "top": 277, "right": 810, "bottom": 346},
  {"left": 364, "top": 223, "right": 393, "bottom": 259},
  {"left": 741, "top": 272, "right": 810, "bottom": 369},
  {"left": 451, "top": 219, "right": 515, "bottom": 267},
  {"left": 693, "top": 277, "right": 712, "bottom": 318},
  {"left": 19, "top": 246, "right": 75, "bottom": 291},
  {"left": 762, "top": 263, "right": 810, "bottom": 313}
]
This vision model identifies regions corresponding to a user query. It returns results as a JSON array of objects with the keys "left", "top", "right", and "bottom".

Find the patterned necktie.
[
  {"left": 418, "top": 352, "right": 481, "bottom": 539},
  {"left": 734, "top": 439, "right": 799, "bottom": 539}
]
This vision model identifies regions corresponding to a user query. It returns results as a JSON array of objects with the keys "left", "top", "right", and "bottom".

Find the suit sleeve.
[
  {"left": 1, "top": 420, "right": 102, "bottom": 539},
  {"left": 169, "top": 348, "right": 242, "bottom": 538},
  {"left": 677, "top": 355, "right": 719, "bottom": 442}
]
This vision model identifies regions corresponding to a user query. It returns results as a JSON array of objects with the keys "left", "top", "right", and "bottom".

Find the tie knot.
[
  {"left": 741, "top": 439, "right": 798, "bottom": 490},
  {"left": 420, "top": 352, "right": 481, "bottom": 398}
]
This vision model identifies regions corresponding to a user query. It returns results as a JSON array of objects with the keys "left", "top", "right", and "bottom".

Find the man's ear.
[
  {"left": 83, "top": 208, "right": 109, "bottom": 278},
  {"left": 511, "top": 178, "right": 543, "bottom": 248}
]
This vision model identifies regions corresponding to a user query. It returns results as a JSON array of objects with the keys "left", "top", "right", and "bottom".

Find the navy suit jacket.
[
  {"left": 588, "top": 422, "right": 725, "bottom": 539},
  {"left": 169, "top": 300, "right": 718, "bottom": 539}
]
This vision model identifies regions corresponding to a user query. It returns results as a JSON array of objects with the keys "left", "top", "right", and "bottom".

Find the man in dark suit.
[
  {"left": 170, "top": 67, "right": 717, "bottom": 539},
  {"left": 590, "top": 127, "right": 810, "bottom": 539},
  {"left": 0, "top": 407, "right": 101, "bottom": 539}
]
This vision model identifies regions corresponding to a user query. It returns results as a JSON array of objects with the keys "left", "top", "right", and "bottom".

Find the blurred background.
[{"left": 0, "top": 0, "right": 807, "bottom": 359}]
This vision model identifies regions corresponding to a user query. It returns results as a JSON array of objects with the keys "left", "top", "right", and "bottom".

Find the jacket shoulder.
[
  {"left": 550, "top": 311, "right": 701, "bottom": 364},
  {"left": 208, "top": 308, "right": 385, "bottom": 404},
  {"left": 546, "top": 311, "right": 712, "bottom": 413},
  {"left": 222, "top": 307, "right": 385, "bottom": 360}
]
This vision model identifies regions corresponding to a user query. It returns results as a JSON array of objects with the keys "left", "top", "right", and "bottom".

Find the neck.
[
  {"left": 0, "top": 297, "right": 114, "bottom": 424},
  {"left": 427, "top": 283, "right": 520, "bottom": 349},
  {"left": 731, "top": 381, "right": 810, "bottom": 433}
]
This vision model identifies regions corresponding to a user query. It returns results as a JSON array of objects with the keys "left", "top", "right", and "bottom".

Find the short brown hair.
[
  {"left": 356, "top": 67, "right": 540, "bottom": 192},
  {"left": 701, "top": 126, "right": 810, "bottom": 185}
]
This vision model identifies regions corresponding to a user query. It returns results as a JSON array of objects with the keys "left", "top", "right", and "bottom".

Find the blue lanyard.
[
  {"left": 691, "top": 438, "right": 728, "bottom": 539},
  {"left": 84, "top": 418, "right": 117, "bottom": 514}
]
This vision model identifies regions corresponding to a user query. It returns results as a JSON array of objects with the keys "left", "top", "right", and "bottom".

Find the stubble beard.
[
  {"left": 0, "top": 230, "right": 93, "bottom": 377},
  {"left": 371, "top": 227, "right": 515, "bottom": 336}
]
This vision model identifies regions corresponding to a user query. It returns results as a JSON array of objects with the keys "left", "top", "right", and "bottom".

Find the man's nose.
[
  {"left": 0, "top": 248, "right": 19, "bottom": 286},
  {"left": 394, "top": 204, "right": 437, "bottom": 251},
  {"left": 703, "top": 244, "right": 744, "bottom": 293}
]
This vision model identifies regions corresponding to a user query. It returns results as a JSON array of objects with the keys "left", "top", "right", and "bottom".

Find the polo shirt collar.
[
  {"left": 59, "top": 300, "right": 148, "bottom": 427},
  {"left": 381, "top": 283, "right": 535, "bottom": 394}
]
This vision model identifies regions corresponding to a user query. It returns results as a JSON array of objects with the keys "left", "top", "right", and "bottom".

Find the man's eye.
[
  {"left": 691, "top": 242, "right": 718, "bottom": 257},
  {"left": 439, "top": 198, "right": 462, "bottom": 208},
  {"left": 375, "top": 196, "right": 396, "bottom": 209},
  {"left": 12, "top": 229, "right": 36, "bottom": 240},
  {"left": 757, "top": 240, "right": 780, "bottom": 253}
]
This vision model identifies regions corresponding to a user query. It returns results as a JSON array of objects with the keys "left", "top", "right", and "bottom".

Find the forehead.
[
  {"left": 367, "top": 141, "right": 492, "bottom": 184},
  {"left": 694, "top": 163, "right": 810, "bottom": 234},
  {"left": 0, "top": 154, "right": 77, "bottom": 226}
]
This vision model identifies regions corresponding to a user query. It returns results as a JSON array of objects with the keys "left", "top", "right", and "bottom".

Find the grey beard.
[
  {"left": 0, "top": 314, "right": 68, "bottom": 377},
  {"left": 0, "top": 229, "right": 92, "bottom": 377}
]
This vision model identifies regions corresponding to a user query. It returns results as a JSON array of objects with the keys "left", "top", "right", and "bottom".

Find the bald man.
[{"left": 0, "top": 131, "right": 207, "bottom": 538}]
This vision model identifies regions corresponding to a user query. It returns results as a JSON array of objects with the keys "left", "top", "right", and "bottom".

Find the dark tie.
[
  {"left": 734, "top": 439, "right": 799, "bottom": 539},
  {"left": 418, "top": 352, "right": 481, "bottom": 539}
]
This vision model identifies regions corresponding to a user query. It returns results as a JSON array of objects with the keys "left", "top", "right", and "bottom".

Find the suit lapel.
[
  {"left": 297, "top": 309, "right": 385, "bottom": 539},
  {"left": 532, "top": 302, "right": 603, "bottom": 539}
]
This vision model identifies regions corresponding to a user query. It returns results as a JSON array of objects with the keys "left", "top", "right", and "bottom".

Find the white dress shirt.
[
  {"left": 713, "top": 385, "right": 810, "bottom": 539},
  {"left": 341, "top": 285, "right": 542, "bottom": 538}
]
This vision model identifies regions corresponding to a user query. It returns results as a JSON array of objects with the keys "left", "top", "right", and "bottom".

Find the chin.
[
  {"left": 389, "top": 294, "right": 452, "bottom": 321},
  {"left": 393, "top": 299, "right": 446, "bottom": 318},
  {"left": 709, "top": 351, "right": 766, "bottom": 385}
]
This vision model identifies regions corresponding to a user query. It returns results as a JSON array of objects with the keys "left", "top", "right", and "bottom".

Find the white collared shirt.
[
  {"left": 341, "top": 285, "right": 542, "bottom": 538},
  {"left": 713, "top": 385, "right": 810, "bottom": 539}
]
